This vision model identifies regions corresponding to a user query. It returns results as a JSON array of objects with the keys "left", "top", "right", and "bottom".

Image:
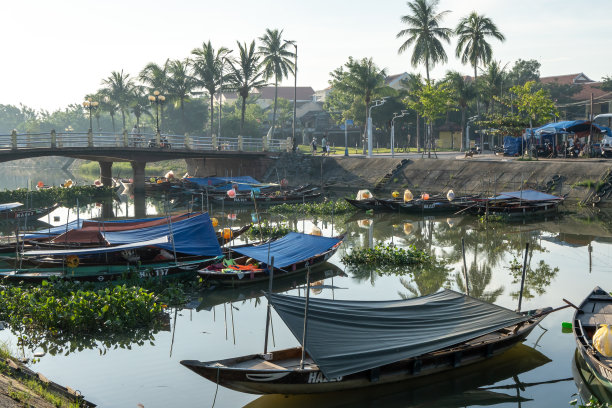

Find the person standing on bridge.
[{"left": 131, "top": 125, "right": 141, "bottom": 147}]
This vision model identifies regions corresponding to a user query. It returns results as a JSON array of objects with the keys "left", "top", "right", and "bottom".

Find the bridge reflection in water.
[{"left": 0, "top": 130, "right": 291, "bottom": 192}]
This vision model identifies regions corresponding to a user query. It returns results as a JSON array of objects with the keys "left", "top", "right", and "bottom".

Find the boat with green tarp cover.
[{"left": 181, "top": 289, "right": 555, "bottom": 394}]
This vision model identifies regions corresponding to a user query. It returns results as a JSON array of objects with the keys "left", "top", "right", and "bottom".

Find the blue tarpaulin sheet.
[
  {"left": 185, "top": 176, "right": 263, "bottom": 191},
  {"left": 535, "top": 120, "right": 612, "bottom": 137},
  {"left": 491, "top": 189, "right": 563, "bottom": 202},
  {"left": 503, "top": 136, "right": 525, "bottom": 156},
  {"left": 22, "top": 236, "right": 169, "bottom": 256},
  {"left": 22, "top": 216, "right": 169, "bottom": 239},
  {"left": 103, "top": 213, "right": 222, "bottom": 256},
  {"left": 231, "top": 232, "right": 341, "bottom": 268}
]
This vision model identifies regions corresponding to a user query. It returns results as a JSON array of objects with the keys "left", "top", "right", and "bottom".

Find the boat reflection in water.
[
  {"left": 244, "top": 343, "right": 552, "bottom": 408},
  {"left": 573, "top": 349, "right": 612, "bottom": 404},
  {"left": 196, "top": 262, "right": 347, "bottom": 311}
]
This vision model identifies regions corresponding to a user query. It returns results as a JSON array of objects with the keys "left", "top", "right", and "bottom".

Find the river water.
[{"left": 0, "top": 167, "right": 610, "bottom": 407}]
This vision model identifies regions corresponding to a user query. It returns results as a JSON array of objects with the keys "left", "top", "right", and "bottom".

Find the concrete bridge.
[{"left": 0, "top": 130, "right": 292, "bottom": 192}]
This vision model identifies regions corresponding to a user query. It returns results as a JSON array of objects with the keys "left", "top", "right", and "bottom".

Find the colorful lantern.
[
  {"left": 211, "top": 217, "right": 219, "bottom": 227},
  {"left": 227, "top": 189, "right": 236, "bottom": 198},
  {"left": 447, "top": 189, "right": 455, "bottom": 202},
  {"left": 392, "top": 191, "right": 400, "bottom": 198},
  {"left": 593, "top": 324, "right": 612, "bottom": 357},
  {"left": 280, "top": 178, "right": 289, "bottom": 187},
  {"left": 223, "top": 228, "right": 233, "bottom": 240},
  {"left": 227, "top": 213, "right": 237, "bottom": 220},
  {"left": 310, "top": 226, "right": 322, "bottom": 236},
  {"left": 404, "top": 190, "right": 413, "bottom": 202},
  {"left": 422, "top": 193, "right": 430, "bottom": 200},
  {"left": 37, "top": 181, "right": 44, "bottom": 188}
]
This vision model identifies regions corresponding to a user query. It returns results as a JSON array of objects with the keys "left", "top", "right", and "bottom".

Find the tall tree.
[
  {"left": 139, "top": 60, "right": 170, "bottom": 131},
  {"left": 329, "top": 57, "right": 390, "bottom": 153},
  {"left": 101, "top": 70, "right": 135, "bottom": 131},
  {"left": 396, "top": 0, "right": 451, "bottom": 82},
  {"left": 444, "top": 71, "right": 475, "bottom": 151},
  {"left": 166, "top": 59, "right": 196, "bottom": 134},
  {"left": 129, "top": 86, "right": 151, "bottom": 128},
  {"left": 479, "top": 60, "right": 508, "bottom": 113},
  {"left": 455, "top": 12, "right": 505, "bottom": 82},
  {"left": 258, "top": 28, "right": 295, "bottom": 139},
  {"left": 400, "top": 73, "right": 425, "bottom": 151},
  {"left": 228, "top": 41, "right": 266, "bottom": 134},
  {"left": 191, "top": 41, "right": 232, "bottom": 135},
  {"left": 508, "top": 59, "right": 541, "bottom": 86}
]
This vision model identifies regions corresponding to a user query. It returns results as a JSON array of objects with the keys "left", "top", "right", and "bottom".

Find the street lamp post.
[
  {"left": 391, "top": 110, "right": 409, "bottom": 158},
  {"left": 83, "top": 99, "right": 99, "bottom": 132},
  {"left": 466, "top": 115, "right": 478, "bottom": 153},
  {"left": 284, "top": 40, "right": 298, "bottom": 151},
  {"left": 148, "top": 91, "right": 166, "bottom": 135},
  {"left": 367, "top": 99, "right": 386, "bottom": 158}
]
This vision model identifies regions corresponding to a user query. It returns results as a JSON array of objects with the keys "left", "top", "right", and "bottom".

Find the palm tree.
[
  {"left": 191, "top": 41, "right": 232, "bottom": 135},
  {"left": 479, "top": 60, "right": 508, "bottom": 113},
  {"left": 444, "top": 71, "right": 475, "bottom": 151},
  {"left": 166, "top": 59, "right": 196, "bottom": 134},
  {"left": 330, "top": 57, "right": 388, "bottom": 154},
  {"left": 396, "top": 0, "right": 451, "bottom": 82},
  {"left": 228, "top": 41, "right": 266, "bottom": 134},
  {"left": 101, "top": 70, "right": 135, "bottom": 131},
  {"left": 97, "top": 89, "right": 118, "bottom": 133},
  {"left": 129, "top": 86, "right": 151, "bottom": 128},
  {"left": 258, "top": 28, "right": 295, "bottom": 139},
  {"left": 139, "top": 60, "right": 169, "bottom": 131},
  {"left": 455, "top": 12, "right": 505, "bottom": 82}
]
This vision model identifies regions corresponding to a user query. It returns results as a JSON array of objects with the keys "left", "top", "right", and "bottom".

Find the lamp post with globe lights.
[
  {"left": 148, "top": 91, "right": 166, "bottom": 135},
  {"left": 83, "top": 99, "right": 99, "bottom": 132}
]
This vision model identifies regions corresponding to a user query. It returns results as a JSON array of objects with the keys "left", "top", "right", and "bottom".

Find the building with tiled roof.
[{"left": 541, "top": 73, "right": 612, "bottom": 119}]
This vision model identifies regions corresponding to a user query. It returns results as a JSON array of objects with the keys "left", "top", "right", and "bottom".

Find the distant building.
[{"left": 541, "top": 72, "right": 612, "bottom": 119}]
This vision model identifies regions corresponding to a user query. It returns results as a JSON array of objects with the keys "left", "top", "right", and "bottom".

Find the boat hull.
[
  {"left": 573, "top": 287, "right": 612, "bottom": 388},
  {"left": 0, "top": 204, "right": 58, "bottom": 222},
  {"left": 0, "top": 256, "right": 222, "bottom": 283},
  {"left": 181, "top": 312, "right": 545, "bottom": 394},
  {"left": 344, "top": 198, "right": 388, "bottom": 211}
]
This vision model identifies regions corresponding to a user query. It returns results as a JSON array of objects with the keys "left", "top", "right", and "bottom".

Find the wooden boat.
[
  {"left": 197, "top": 232, "right": 344, "bottom": 287},
  {"left": 0, "top": 256, "right": 222, "bottom": 283},
  {"left": 245, "top": 343, "right": 551, "bottom": 407},
  {"left": 213, "top": 191, "right": 322, "bottom": 206},
  {"left": 181, "top": 289, "right": 555, "bottom": 394},
  {"left": 459, "top": 190, "right": 564, "bottom": 218},
  {"left": 0, "top": 202, "right": 58, "bottom": 222},
  {"left": 573, "top": 286, "right": 612, "bottom": 388},
  {"left": 573, "top": 348, "right": 612, "bottom": 404},
  {"left": 344, "top": 198, "right": 388, "bottom": 211},
  {"left": 378, "top": 195, "right": 479, "bottom": 213}
]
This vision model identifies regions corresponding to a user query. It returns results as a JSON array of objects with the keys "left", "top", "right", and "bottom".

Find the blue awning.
[
  {"left": 103, "top": 213, "right": 222, "bottom": 256},
  {"left": 534, "top": 120, "right": 611, "bottom": 136},
  {"left": 22, "top": 236, "right": 169, "bottom": 256},
  {"left": 231, "top": 232, "right": 341, "bottom": 268},
  {"left": 490, "top": 189, "right": 563, "bottom": 202}
]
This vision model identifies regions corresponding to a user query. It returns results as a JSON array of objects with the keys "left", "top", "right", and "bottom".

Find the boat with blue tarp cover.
[
  {"left": 197, "top": 232, "right": 343, "bottom": 286},
  {"left": 459, "top": 189, "right": 564, "bottom": 218},
  {"left": 181, "top": 289, "right": 556, "bottom": 394}
]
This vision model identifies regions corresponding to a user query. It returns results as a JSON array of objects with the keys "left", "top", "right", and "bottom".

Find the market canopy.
[
  {"left": 490, "top": 189, "right": 563, "bottom": 202},
  {"left": 535, "top": 120, "right": 611, "bottom": 136},
  {"left": 231, "top": 232, "right": 341, "bottom": 268},
  {"left": 267, "top": 289, "right": 531, "bottom": 379}
]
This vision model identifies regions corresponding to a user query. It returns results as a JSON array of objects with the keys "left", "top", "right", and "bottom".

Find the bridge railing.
[{"left": 0, "top": 130, "right": 294, "bottom": 153}]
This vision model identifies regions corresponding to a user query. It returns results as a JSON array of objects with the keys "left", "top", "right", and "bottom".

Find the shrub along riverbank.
[
  {"left": 268, "top": 199, "right": 355, "bottom": 216},
  {"left": 0, "top": 186, "right": 116, "bottom": 207}
]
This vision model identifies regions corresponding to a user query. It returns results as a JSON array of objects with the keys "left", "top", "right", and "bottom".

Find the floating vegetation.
[
  {"left": 0, "top": 186, "right": 116, "bottom": 207},
  {"left": 247, "top": 222, "right": 297, "bottom": 240},
  {"left": 269, "top": 199, "right": 355, "bottom": 215},
  {"left": 0, "top": 280, "right": 165, "bottom": 335},
  {"left": 342, "top": 243, "right": 432, "bottom": 267},
  {"left": 478, "top": 214, "right": 508, "bottom": 224}
]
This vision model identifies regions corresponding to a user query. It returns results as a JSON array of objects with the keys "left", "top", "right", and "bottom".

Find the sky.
[{"left": 1, "top": 0, "right": 611, "bottom": 112}]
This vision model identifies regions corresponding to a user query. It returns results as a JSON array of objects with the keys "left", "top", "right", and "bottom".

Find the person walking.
[{"left": 311, "top": 137, "right": 317, "bottom": 155}]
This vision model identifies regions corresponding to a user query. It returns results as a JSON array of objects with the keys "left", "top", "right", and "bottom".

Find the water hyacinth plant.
[
  {"left": 269, "top": 199, "right": 355, "bottom": 215},
  {"left": 247, "top": 222, "right": 297, "bottom": 239},
  {"left": 342, "top": 242, "right": 432, "bottom": 267},
  {"left": 0, "top": 185, "right": 116, "bottom": 207}
]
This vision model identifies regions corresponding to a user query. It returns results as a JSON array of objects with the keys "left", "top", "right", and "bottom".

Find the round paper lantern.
[
  {"left": 392, "top": 191, "right": 400, "bottom": 198},
  {"left": 447, "top": 189, "right": 455, "bottom": 202},
  {"left": 310, "top": 226, "right": 322, "bottom": 236},
  {"left": 211, "top": 217, "right": 219, "bottom": 227},
  {"left": 37, "top": 181, "right": 44, "bottom": 188},
  {"left": 403, "top": 190, "right": 413, "bottom": 202},
  {"left": 223, "top": 228, "right": 233, "bottom": 240},
  {"left": 227, "top": 189, "right": 236, "bottom": 198},
  {"left": 422, "top": 193, "right": 430, "bottom": 200},
  {"left": 149, "top": 177, "right": 156, "bottom": 183}
]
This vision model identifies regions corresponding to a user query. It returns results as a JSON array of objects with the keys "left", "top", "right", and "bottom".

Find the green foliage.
[
  {"left": 0, "top": 186, "right": 116, "bottom": 207},
  {"left": 511, "top": 81, "right": 558, "bottom": 124},
  {"left": 570, "top": 396, "right": 610, "bottom": 408},
  {"left": 342, "top": 242, "right": 432, "bottom": 267},
  {"left": 405, "top": 80, "right": 455, "bottom": 125},
  {"left": 268, "top": 199, "right": 355, "bottom": 215},
  {"left": 0, "top": 281, "right": 164, "bottom": 335},
  {"left": 247, "top": 222, "right": 296, "bottom": 240},
  {"left": 508, "top": 59, "right": 541, "bottom": 85}
]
